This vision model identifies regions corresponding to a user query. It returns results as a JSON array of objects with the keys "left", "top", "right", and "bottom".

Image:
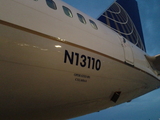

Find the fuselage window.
[
  {"left": 62, "top": 6, "right": 73, "bottom": 18},
  {"left": 46, "top": 0, "right": 57, "bottom": 10},
  {"left": 77, "top": 13, "right": 86, "bottom": 24},
  {"left": 89, "top": 20, "right": 98, "bottom": 30}
]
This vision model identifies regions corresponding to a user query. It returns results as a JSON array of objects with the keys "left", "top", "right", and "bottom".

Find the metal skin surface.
[{"left": 0, "top": 0, "right": 160, "bottom": 119}]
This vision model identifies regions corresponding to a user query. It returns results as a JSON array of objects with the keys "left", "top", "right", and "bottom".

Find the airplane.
[{"left": 0, "top": 0, "right": 160, "bottom": 119}]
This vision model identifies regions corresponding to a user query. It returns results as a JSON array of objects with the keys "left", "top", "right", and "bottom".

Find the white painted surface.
[{"left": 0, "top": 0, "right": 160, "bottom": 119}]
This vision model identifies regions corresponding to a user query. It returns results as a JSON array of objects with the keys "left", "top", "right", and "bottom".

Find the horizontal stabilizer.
[{"left": 146, "top": 54, "right": 160, "bottom": 75}]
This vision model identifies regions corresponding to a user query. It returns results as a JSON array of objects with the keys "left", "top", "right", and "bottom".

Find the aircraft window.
[
  {"left": 63, "top": 6, "right": 73, "bottom": 18},
  {"left": 77, "top": 13, "right": 86, "bottom": 24},
  {"left": 89, "top": 20, "right": 98, "bottom": 30},
  {"left": 46, "top": 0, "right": 57, "bottom": 10}
]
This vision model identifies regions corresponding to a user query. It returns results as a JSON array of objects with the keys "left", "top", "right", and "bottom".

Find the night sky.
[{"left": 62, "top": 0, "right": 160, "bottom": 120}]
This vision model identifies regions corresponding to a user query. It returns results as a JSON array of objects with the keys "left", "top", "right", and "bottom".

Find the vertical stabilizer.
[{"left": 98, "top": 0, "right": 146, "bottom": 51}]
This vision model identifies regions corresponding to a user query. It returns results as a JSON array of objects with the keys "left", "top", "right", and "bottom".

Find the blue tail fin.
[{"left": 97, "top": 0, "right": 146, "bottom": 51}]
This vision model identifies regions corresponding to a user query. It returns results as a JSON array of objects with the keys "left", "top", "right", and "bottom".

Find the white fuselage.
[{"left": 0, "top": 0, "right": 160, "bottom": 119}]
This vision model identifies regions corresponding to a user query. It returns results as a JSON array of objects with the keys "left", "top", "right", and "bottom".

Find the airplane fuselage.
[{"left": 0, "top": 0, "right": 160, "bottom": 119}]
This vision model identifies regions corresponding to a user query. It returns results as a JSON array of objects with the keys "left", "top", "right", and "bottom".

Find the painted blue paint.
[{"left": 98, "top": 0, "right": 146, "bottom": 51}]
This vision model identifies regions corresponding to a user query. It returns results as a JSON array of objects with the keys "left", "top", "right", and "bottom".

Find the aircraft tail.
[{"left": 97, "top": 0, "right": 146, "bottom": 51}]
